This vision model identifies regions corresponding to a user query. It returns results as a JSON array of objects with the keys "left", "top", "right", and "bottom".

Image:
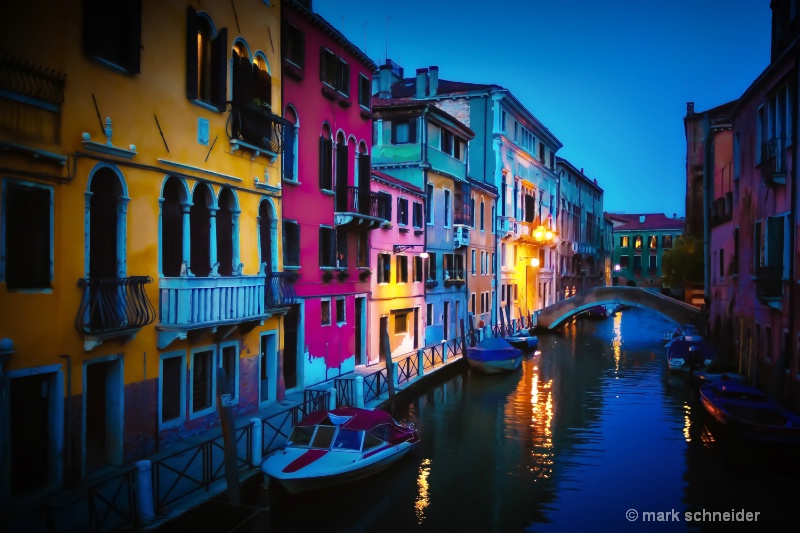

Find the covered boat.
[
  {"left": 262, "top": 407, "right": 419, "bottom": 494},
  {"left": 699, "top": 381, "right": 800, "bottom": 444},
  {"left": 466, "top": 337, "right": 523, "bottom": 374},
  {"left": 665, "top": 337, "right": 717, "bottom": 372},
  {"left": 506, "top": 333, "right": 539, "bottom": 351}
]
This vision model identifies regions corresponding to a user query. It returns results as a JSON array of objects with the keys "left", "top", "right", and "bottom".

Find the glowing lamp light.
[
  {"left": 534, "top": 227, "right": 544, "bottom": 240},
  {"left": 420, "top": 252, "right": 429, "bottom": 259},
  {"left": 614, "top": 264, "right": 621, "bottom": 271},
  {"left": 531, "top": 258, "right": 540, "bottom": 268},
  {"left": 545, "top": 230, "right": 553, "bottom": 240}
]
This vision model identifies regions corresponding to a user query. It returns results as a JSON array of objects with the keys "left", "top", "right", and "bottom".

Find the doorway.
[
  {"left": 355, "top": 296, "right": 366, "bottom": 365},
  {"left": 443, "top": 301, "right": 450, "bottom": 340},
  {"left": 379, "top": 316, "right": 389, "bottom": 363},
  {"left": 84, "top": 357, "right": 123, "bottom": 475},
  {"left": 284, "top": 306, "right": 299, "bottom": 390}
]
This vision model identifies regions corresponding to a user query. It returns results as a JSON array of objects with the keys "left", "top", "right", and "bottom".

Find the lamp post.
[{"left": 392, "top": 244, "right": 428, "bottom": 259}]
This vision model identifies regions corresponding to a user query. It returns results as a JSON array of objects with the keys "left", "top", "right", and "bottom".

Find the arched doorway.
[
  {"left": 217, "top": 187, "right": 236, "bottom": 277},
  {"left": 190, "top": 184, "right": 213, "bottom": 277},
  {"left": 161, "top": 176, "right": 187, "bottom": 277},
  {"left": 89, "top": 169, "right": 122, "bottom": 279}
]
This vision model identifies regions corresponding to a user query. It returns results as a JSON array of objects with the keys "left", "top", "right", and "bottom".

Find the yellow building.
[{"left": 0, "top": 0, "right": 293, "bottom": 503}]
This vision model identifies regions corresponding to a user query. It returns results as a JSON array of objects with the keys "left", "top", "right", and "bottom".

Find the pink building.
[
  {"left": 368, "top": 170, "right": 427, "bottom": 363},
  {"left": 281, "top": 0, "right": 379, "bottom": 388}
]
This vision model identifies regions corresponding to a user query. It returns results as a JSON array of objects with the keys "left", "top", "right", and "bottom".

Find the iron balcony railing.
[
  {"left": 761, "top": 137, "right": 787, "bottom": 185},
  {"left": 756, "top": 265, "right": 783, "bottom": 299},
  {"left": 335, "top": 185, "right": 382, "bottom": 217},
  {"left": 76, "top": 276, "right": 157, "bottom": 335},
  {"left": 266, "top": 271, "right": 298, "bottom": 308},
  {"left": 227, "top": 101, "right": 290, "bottom": 155}
]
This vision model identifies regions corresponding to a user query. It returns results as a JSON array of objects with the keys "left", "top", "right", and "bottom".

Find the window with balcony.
[
  {"left": 216, "top": 187, "right": 238, "bottom": 276},
  {"left": 319, "top": 226, "right": 335, "bottom": 268},
  {"left": 319, "top": 125, "right": 333, "bottom": 191},
  {"left": 83, "top": 0, "right": 142, "bottom": 74},
  {"left": 1, "top": 180, "right": 53, "bottom": 289},
  {"left": 186, "top": 7, "right": 227, "bottom": 110},
  {"left": 396, "top": 255, "right": 408, "bottom": 283},
  {"left": 378, "top": 253, "right": 391, "bottom": 283},
  {"left": 283, "top": 220, "right": 300, "bottom": 267},
  {"left": 281, "top": 22, "right": 304, "bottom": 69},
  {"left": 320, "top": 48, "right": 349, "bottom": 96}
]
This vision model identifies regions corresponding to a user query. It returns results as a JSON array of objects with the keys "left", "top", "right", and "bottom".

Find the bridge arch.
[{"left": 537, "top": 286, "right": 700, "bottom": 330}]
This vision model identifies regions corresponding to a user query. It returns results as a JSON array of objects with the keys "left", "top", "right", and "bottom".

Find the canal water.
[{"left": 161, "top": 307, "right": 800, "bottom": 532}]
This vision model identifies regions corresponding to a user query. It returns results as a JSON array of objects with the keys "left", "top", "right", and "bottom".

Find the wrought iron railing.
[
  {"left": 756, "top": 265, "right": 783, "bottom": 299},
  {"left": 266, "top": 272, "right": 298, "bottom": 308},
  {"left": 76, "top": 276, "right": 156, "bottom": 335},
  {"left": 335, "top": 185, "right": 382, "bottom": 217},
  {"left": 227, "top": 101, "right": 289, "bottom": 155}
]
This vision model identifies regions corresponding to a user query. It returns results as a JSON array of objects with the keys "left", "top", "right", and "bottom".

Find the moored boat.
[
  {"left": 262, "top": 407, "right": 420, "bottom": 494},
  {"left": 666, "top": 337, "right": 717, "bottom": 372},
  {"left": 506, "top": 334, "right": 538, "bottom": 351},
  {"left": 466, "top": 337, "right": 523, "bottom": 374},
  {"left": 699, "top": 381, "right": 800, "bottom": 444}
]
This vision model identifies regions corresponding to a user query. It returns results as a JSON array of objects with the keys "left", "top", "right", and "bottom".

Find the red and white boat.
[{"left": 262, "top": 407, "right": 420, "bottom": 494}]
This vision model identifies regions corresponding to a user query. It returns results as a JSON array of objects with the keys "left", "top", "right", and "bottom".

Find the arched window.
[
  {"left": 87, "top": 167, "right": 127, "bottom": 279},
  {"left": 216, "top": 187, "right": 238, "bottom": 276},
  {"left": 161, "top": 176, "right": 189, "bottom": 277},
  {"left": 283, "top": 106, "right": 298, "bottom": 182},
  {"left": 335, "top": 131, "right": 347, "bottom": 191},
  {"left": 319, "top": 124, "right": 333, "bottom": 191},
  {"left": 258, "top": 199, "right": 275, "bottom": 273},
  {"left": 190, "top": 183, "right": 213, "bottom": 277},
  {"left": 186, "top": 7, "right": 227, "bottom": 110}
]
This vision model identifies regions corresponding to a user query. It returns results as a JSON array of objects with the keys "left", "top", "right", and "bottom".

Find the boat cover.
[
  {"left": 296, "top": 407, "right": 401, "bottom": 432},
  {"left": 467, "top": 337, "right": 522, "bottom": 362}
]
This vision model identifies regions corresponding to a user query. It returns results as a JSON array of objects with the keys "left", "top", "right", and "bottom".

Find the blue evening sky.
[{"left": 313, "top": 0, "right": 772, "bottom": 217}]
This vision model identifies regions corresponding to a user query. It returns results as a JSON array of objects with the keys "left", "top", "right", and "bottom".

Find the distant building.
[
  {"left": 556, "top": 158, "right": 606, "bottom": 300},
  {"left": 607, "top": 213, "right": 685, "bottom": 295}
]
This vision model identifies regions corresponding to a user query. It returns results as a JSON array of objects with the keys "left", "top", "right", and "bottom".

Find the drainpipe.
[{"left": 788, "top": 54, "right": 798, "bottom": 406}]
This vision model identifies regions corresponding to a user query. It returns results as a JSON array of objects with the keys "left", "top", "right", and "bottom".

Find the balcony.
[
  {"left": 334, "top": 186, "right": 385, "bottom": 229},
  {"left": 453, "top": 224, "right": 470, "bottom": 248},
  {"left": 157, "top": 272, "right": 295, "bottom": 349},
  {"left": 427, "top": 147, "right": 467, "bottom": 181},
  {"left": 761, "top": 138, "right": 787, "bottom": 185},
  {"left": 756, "top": 265, "right": 783, "bottom": 301},
  {"left": 497, "top": 215, "right": 514, "bottom": 238},
  {"left": 76, "top": 276, "right": 157, "bottom": 351},
  {"left": 227, "top": 101, "right": 290, "bottom": 161},
  {"left": 266, "top": 272, "right": 299, "bottom": 307}
]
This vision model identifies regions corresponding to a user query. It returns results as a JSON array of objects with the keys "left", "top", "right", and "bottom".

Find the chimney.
[
  {"left": 429, "top": 66, "right": 439, "bottom": 96},
  {"left": 415, "top": 67, "right": 428, "bottom": 99},
  {"left": 673, "top": 213, "right": 677, "bottom": 219},
  {"left": 639, "top": 215, "right": 645, "bottom": 223},
  {"left": 377, "top": 63, "right": 393, "bottom": 98},
  {"left": 687, "top": 102, "right": 695, "bottom": 115}
]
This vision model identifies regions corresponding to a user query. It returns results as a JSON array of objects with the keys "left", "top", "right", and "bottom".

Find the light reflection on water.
[{"left": 265, "top": 307, "right": 800, "bottom": 533}]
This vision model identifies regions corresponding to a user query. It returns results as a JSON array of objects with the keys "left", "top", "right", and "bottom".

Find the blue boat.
[
  {"left": 506, "top": 333, "right": 538, "bottom": 351},
  {"left": 699, "top": 381, "right": 800, "bottom": 444},
  {"left": 466, "top": 337, "right": 523, "bottom": 374},
  {"left": 665, "top": 337, "right": 717, "bottom": 372}
]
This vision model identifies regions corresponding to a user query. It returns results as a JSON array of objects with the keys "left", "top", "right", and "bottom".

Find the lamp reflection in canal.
[
  {"left": 518, "top": 354, "right": 554, "bottom": 480},
  {"left": 415, "top": 457, "right": 432, "bottom": 524},
  {"left": 612, "top": 311, "right": 622, "bottom": 373}
]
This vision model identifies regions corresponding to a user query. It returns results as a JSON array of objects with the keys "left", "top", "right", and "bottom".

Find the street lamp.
[{"left": 393, "top": 244, "right": 428, "bottom": 258}]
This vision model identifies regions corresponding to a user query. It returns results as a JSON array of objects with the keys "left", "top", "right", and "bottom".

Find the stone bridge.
[{"left": 536, "top": 286, "right": 700, "bottom": 329}]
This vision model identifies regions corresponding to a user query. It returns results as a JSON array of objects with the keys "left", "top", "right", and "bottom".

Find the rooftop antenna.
[
  {"left": 385, "top": 15, "right": 392, "bottom": 62},
  {"left": 364, "top": 21, "right": 368, "bottom": 53}
]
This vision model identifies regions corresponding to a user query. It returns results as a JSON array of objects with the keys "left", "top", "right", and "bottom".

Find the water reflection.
[{"left": 262, "top": 307, "right": 800, "bottom": 533}]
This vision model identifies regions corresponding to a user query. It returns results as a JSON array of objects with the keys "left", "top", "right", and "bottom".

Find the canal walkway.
[{"left": 1, "top": 335, "right": 472, "bottom": 533}]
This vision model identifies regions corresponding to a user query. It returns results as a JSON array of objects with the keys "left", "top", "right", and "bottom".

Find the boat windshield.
[
  {"left": 332, "top": 429, "right": 363, "bottom": 451},
  {"left": 287, "top": 426, "right": 314, "bottom": 447},
  {"left": 310, "top": 425, "right": 336, "bottom": 449}
]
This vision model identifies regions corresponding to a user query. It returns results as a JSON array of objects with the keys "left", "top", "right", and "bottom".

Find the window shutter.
[
  {"left": 319, "top": 137, "right": 327, "bottom": 189},
  {"left": 283, "top": 125, "right": 295, "bottom": 180},
  {"left": 257, "top": 67, "right": 272, "bottom": 107},
  {"left": 83, "top": 0, "right": 105, "bottom": 59},
  {"left": 409, "top": 118, "right": 417, "bottom": 143},
  {"left": 340, "top": 59, "right": 350, "bottom": 94},
  {"left": 185, "top": 6, "right": 199, "bottom": 100},
  {"left": 336, "top": 142, "right": 348, "bottom": 190},
  {"left": 210, "top": 27, "right": 228, "bottom": 110}
]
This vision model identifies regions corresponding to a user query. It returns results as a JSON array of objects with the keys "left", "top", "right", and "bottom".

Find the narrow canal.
[{"left": 162, "top": 307, "right": 800, "bottom": 532}]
